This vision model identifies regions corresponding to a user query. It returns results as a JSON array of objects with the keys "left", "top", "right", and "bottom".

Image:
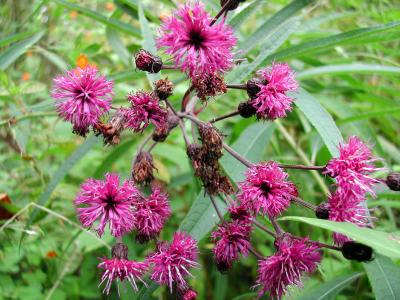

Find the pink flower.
[
  {"left": 256, "top": 235, "right": 321, "bottom": 299},
  {"left": 250, "top": 63, "right": 298, "bottom": 120},
  {"left": 98, "top": 258, "right": 148, "bottom": 294},
  {"left": 132, "top": 188, "right": 171, "bottom": 243},
  {"left": 157, "top": 1, "right": 236, "bottom": 79},
  {"left": 211, "top": 219, "right": 251, "bottom": 271},
  {"left": 327, "top": 192, "right": 369, "bottom": 245},
  {"left": 123, "top": 91, "right": 167, "bottom": 132},
  {"left": 238, "top": 162, "right": 298, "bottom": 218},
  {"left": 147, "top": 232, "right": 198, "bottom": 292},
  {"left": 52, "top": 67, "right": 113, "bottom": 136},
  {"left": 75, "top": 173, "right": 137, "bottom": 237},
  {"left": 324, "top": 136, "right": 380, "bottom": 201}
]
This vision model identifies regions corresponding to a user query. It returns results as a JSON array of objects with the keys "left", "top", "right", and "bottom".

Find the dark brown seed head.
[
  {"left": 132, "top": 151, "right": 155, "bottom": 184},
  {"left": 315, "top": 203, "right": 330, "bottom": 220},
  {"left": 154, "top": 78, "right": 174, "bottom": 100},
  {"left": 192, "top": 72, "right": 227, "bottom": 102},
  {"left": 198, "top": 123, "right": 223, "bottom": 158},
  {"left": 135, "top": 49, "right": 163, "bottom": 73},
  {"left": 220, "top": 0, "right": 240, "bottom": 11}
]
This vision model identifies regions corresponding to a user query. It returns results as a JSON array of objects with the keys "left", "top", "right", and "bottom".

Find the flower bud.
[
  {"left": 154, "top": 78, "right": 174, "bottom": 100},
  {"left": 182, "top": 288, "right": 198, "bottom": 300},
  {"left": 341, "top": 241, "right": 374, "bottom": 262},
  {"left": 386, "top": 173, "right": 400, "bottom": 191},
  {"left": 216, "top": 260, "right": 231, "bottom": 273},
  {"left": 246, "top": 78, "right": 262, "bottom": 99},
  {"left": 134, "top": 49, "right": 163, "bottom": 73},
  {"left": 152, "top": 112, "right": 179, "bottom": 142},
  {"left": 111, "top": 243, "right": 129, "bottom": 259},
  {"left": 238, "top": 101, "right": 257, "bottom": 118},
  {"left": 132, "top": 151, "right": 155, "bottom": 184},
  {"left": 315, "top": 204, "right": 330, "bottom": 220}
]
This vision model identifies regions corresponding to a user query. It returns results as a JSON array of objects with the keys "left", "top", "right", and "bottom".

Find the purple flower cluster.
[
  {"left": 238, "top": 161, "right": 298, "bottom": 218},
  {"left": 157, "top": 1, "right": 236, "bottom": 80},
  {"left": 52, "top": 67, "right": 113, "bottom": 136},
  {"left": 324, "top": 137, "right": 380, "bottom": 245},
  {"left": 256, "top": 235, "right": 321, "bottom": 298}
]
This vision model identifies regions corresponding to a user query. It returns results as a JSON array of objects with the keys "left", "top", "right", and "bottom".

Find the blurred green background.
[{"left": 1, "top": 0, "right": 400, "bottom": 299}]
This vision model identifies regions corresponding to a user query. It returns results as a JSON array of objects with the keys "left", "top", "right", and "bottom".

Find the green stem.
[
  {"left": 275, "top": 120, "right": 330, "bottom": 195},
  {"left": 0, "top": 112, "right": 57, "bottom": 126}
]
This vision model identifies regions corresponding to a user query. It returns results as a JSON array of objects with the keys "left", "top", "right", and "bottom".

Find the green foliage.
[{"left": 1, "top": 0, "right": 400, "bottom": 299}]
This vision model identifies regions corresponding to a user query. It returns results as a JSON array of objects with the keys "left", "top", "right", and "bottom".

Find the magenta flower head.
[
  {"left": 98, "top": 243, "right": 148, "bottom": 295},
  {"left": 211, "top": 219, "right": 252, "bottom": 271},
  {"left": 157, "top": 1, "right": 237, "bottom": 79},
  {"left": 324, "top": 136, "right": 381, "bottom": 200},
  {"left": 327, "top": 192, "right": 369, "bottom": 245},
  {"left": 52, "top": 66, "right": 113, "bottom": 136},
  {"left": 238, "top": 161, "right": 298, "bottom": 218},
  {"left": 75, "top": 173, "right": 137, "bottom": 237},
  {"left": 250, "top": 63, "right": 298, "bottom": 120},
  {"left": 256, "top": 235, "right": 321, "bottom": 299},
  {"left": 147, "top": 232, "right": 199, "bottom": 292},
  {"left": 123, "top": 91, "right": 167, "bottom": 132},
  {"left": 132, "top": 188, "right": 172, "bottom": 243}
]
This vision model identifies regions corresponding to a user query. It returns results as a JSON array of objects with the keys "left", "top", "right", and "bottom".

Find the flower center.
[
  {"left": 188, "top": 30, "right": 205, "bottom": 49},
  {"left": 103, "top": 194, "right": 117, "bottom": 211},
  {"left": 260, "top": 182, "right": 271, "bottom": 196}
]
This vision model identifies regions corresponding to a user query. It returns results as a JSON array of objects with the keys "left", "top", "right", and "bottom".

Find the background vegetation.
[{"left": 0, "top": 0, "right": 400, "bottom": 299}]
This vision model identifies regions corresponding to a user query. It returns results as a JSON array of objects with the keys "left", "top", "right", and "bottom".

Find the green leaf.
[
  {"left": 294, "top": 88, "right": 343, "bottom": 157},
  {"left": 0, "top": 31, "right": 37, "bottom": 48},
  {"left": 263, "top": 21, "right": 400, "bottom": 63},
  {"left": 36, "top": 46, "right": 68, "bottom": 70},
  {"left": 297, "top": 63, "right": 400, "bottom": 80},
  {"left": 239, "top": 0, "right": 313, "bottom": 56},
  {"left": 364, "top": 254, "right": 400, "bottom": 300},
  {"left": 93, "top": 138, "right": 136, "bottom": 179},
  {"left": 228, "top": 0, "right": 263, "bottom": 30},
  {"left": 55, "top": 0, "right": 140, "bottom": 37},
  {"left": 220, "top": 122, "right": 275, "bottom": 182},
  {"left": 20, "top": 136, "right": 100, "bottom": 245},
  {"left": 295, "top": 272, "right": 363, "bottom": 300},
  {"left": 114, "top": 0, "right": 161, "bottom": 24},
  {"left": 0, "top": 31, "right": 45, "bottom": 70},
  {"left": 280, "top": 216, "right": 400, "bottom": 258},
  {"left": 106, "top": 11, "right": 130, "bottom": 65},
  {"left": 227, "top": 17, "right": 299, "bottom": 83},
  {"left": 138, "top": 0, "right": 160, "bottom": 84},
  {"left": 337, "top": 107, "right": 400, "bottom": 124}
]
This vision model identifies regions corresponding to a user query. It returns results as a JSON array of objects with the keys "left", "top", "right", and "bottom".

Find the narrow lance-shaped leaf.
[
  {"left": 280, "top": 216, "right": 400, "bottom": 259},
  {"left": 0, "top": 31, "right": 45, "bottom": 70},
  {"left": 364, "top": 254, "right": 400, "bottom": 300}
]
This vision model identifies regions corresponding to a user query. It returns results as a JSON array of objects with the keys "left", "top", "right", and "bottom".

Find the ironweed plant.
[
  {"left": 49, "top": 1, "right": 400, "bottom": 299},
  {"left": 1, "top": 0, "right": 400, "bottom": 299}
]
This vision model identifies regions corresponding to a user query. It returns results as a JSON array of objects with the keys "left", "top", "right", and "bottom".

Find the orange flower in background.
[
  {"left": 21, "top": 72, "right": 30, "bottom": 81},
  {"left": 26, "top": 50, "right": 33, "bottom": 57},
  {"left": 105, "top": 3, "right": 115, "bottom": 11},
  {"left": 69, "top": 10, "right": 78, "bottom": 19},
  {"left": 0, "top": 193, "right": 13, "bottom": 220},
  {"left": 46, "top": 251, "right": 57, "bottom": 258},
  {"left": 76, "top": 54, "right": 89, "bottom": 69}
]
